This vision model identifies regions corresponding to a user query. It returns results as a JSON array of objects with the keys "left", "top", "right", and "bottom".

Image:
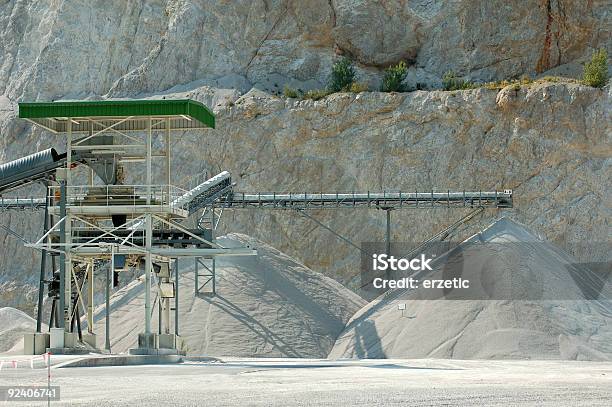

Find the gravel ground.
[{"left": 1, "top": 358, "right": 611, "bottom": 406}]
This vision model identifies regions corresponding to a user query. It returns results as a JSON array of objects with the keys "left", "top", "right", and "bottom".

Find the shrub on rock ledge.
[
  {"left": 381, "top": 61, "right": 408, "bottom": 92},
  {"left": 442, "top": 71, "right": 476, "bottom": 91},
  {"left": 583, "top": 48, "right": 608, "bottom": 88},
  {"left": 329, "top": 57, "right": 356, "bottom": 92}
]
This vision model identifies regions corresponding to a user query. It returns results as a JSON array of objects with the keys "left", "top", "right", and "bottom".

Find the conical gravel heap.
[{"left": 330, "top": 218, "right": 611, "bottom": 360}]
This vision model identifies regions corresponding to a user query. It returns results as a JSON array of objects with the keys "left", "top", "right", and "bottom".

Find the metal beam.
[
  {"left": 153, "top": 247, "right": 256, "bottom": 257},
  {"left": 297, "top": 209, "right": 364, "bottom": 253},
  {"left": 36, "top": 191, "right": 50, "bottom": 332},
  {"left": 58, "top": 180, "right": 67, "bottom": 330},
  {"left": 144, "top": 117, "right": 152, "bottom": 336},
  {"left": 106, "top": 247, "right": 112, "bottom": 352},
  {"left": 174, "top": 259, "right": 179, "bottom": 336}
]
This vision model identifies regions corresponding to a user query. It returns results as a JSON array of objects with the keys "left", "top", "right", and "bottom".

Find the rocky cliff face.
[
  {"left": 1, "top": 0, "right": 609, "bottom": 102},
  {"left": 0, "top": 1, "right": 610, "bottom": 313}
]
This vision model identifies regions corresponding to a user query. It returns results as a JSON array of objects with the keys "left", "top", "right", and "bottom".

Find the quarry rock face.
[
  {"left": 0, "top": 1, "right": 610, "bottom": 314},
  {"left": 0, "top": 0, "right": 609, "bottom": 100}
]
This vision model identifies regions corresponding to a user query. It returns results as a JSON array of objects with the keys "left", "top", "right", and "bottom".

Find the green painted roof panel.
[{"left": 18, "top": 99, "right": 215, "bottom": 130}]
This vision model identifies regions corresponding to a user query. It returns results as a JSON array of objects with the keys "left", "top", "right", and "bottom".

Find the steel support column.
[
  {"left": 144, "top": 117, "right": 153, "bottom": 336},
  {"left": 36, "top": 189, "right": 50, "bottom": 332},
  {"left": 58, "top": 185, "right": 67, "bottom": 330},
  {"left": 63, "top": 120, "right": 73, "bottom": 332},
  {"left": 194, "top": 258, "right": 199, "bottom": 295},
  {"left": 212, "top": 258, "right": 216, "bottom": 294},
  {"left": 87, "top": 261, "right": 94, "bottom": 333},
  {"left": 386, "top": 209, "right": 391, "bottom": 256},
  {"left": 106, "top": 247, "right": 112, "bottom": 352},
  {"left": 385, "top": 209, "right": 392, "bottom": 279},
  {"left": 174, "top": 259, "right": 179, "bottom": 335}
]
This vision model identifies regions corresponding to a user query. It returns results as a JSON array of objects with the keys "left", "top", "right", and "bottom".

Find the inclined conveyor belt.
[{"left": 0, "top": 148, "right": 67, "bottom": 194}]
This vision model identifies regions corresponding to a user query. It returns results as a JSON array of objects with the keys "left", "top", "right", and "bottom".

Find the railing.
[
  {"left": 47, "top": 184, "right": 190, "bottom": 211},
  {"left": 0, "top": 197, "right": 46, "bottom": 210}
]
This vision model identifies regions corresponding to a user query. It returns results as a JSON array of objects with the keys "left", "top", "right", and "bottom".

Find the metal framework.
[{"left": 13, "top": 99, "right": 251, "bottom": 355}]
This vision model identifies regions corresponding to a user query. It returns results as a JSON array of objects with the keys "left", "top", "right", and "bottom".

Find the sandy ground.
[{"left": 0, "top": 358, "right": 611, "bottom": 406}]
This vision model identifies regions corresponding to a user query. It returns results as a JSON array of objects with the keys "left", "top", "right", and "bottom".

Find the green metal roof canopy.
[{"left": 18, "top": 99, "right": 215, "bottom": 133}]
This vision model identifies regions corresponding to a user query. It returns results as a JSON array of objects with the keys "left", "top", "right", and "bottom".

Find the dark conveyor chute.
[{"left": 0, "top": 148, "right": 67, "bottom": 193}]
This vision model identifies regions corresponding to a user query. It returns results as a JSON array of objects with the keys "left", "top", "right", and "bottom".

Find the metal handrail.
[{"left": 46, "top": 184, "right": 191, "bottom": 210}]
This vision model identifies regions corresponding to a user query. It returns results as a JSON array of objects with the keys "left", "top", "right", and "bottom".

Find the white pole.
[
  {"left": 163, "top": 294, "right": 170, "bottom": 334},
  {"left": 64, "top": 119, "right": 73, "bottom": 332},
  {"left": 87, "top": 261, "right": 93, "bottom": 333},
  {"left": 165, "top": 118, "right": 171, "bottom": 186},
  {"left": 106, "top": 247, "right": 112, "bottom": 352},
  {"left": 144, "top": 118, "right": 152, "bottom": 336}
]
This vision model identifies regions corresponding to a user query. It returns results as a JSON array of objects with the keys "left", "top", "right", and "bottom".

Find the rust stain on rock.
[{"left": 536, "top": 0, "right": 554, "bottom": 73}]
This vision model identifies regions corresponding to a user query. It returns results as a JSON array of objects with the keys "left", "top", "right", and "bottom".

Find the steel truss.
[{"left": 218, "top": 190, "right": 512, "bottom": 210}]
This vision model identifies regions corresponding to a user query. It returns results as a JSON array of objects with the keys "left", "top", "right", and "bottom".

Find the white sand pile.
[
  {"left": 330, "top": 218, "right": 612, "bottom": 361},
  {"left": 92, "top": 233, "right": 365, "bottom": 357},
  {"left": 0, "top": 307, "right": 47, "bottom": 353}
]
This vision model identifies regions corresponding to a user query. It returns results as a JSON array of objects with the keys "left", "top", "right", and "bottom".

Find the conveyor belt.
[
  {"left": 0, "top": 148, "right": 66, "bottom": 193},
  {"left": 0, "top": 190, "right": 513, "bottom": 211},
  {"left": 216, "top": 190, "right": 513, "bottom": 209}
]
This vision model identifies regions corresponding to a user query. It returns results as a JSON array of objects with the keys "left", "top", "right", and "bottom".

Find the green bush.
[
  {"left": 442, "top": 71, "right": 476, "bottom": 91},
  {"left": 283, "top": 85, "right": 300, "bottom": 98},
  {"left": 582, "top": 48, "right": 608, "bottom": 88},
  {"left": 381, "top": 61, "right": 409, "bottom": 92},
  {"left": 328, "top": 57, "right": 356, "bottom": 92}
]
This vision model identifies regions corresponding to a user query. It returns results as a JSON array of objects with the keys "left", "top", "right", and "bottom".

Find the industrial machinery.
[
  {"left": 5, "top": 99, "right": 254, "bottom": 355},
  {"left": 0, "top": 98, "right": 513, "bottom": 355}
]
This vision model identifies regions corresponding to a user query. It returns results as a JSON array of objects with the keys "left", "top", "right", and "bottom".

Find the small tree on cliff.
[
  {"left": 583, "top": 48, "right": 608, "bottom": 88},
  {"left": 381, "top": 61, "right": 409, "bottom": 92},
  {"left": 329, "top": 57, "right": 356, "bottom": 92}
]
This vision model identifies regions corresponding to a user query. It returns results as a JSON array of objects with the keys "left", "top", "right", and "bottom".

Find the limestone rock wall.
[{"left": 1, "top": 0, "right": 609, "bottom": 102}]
